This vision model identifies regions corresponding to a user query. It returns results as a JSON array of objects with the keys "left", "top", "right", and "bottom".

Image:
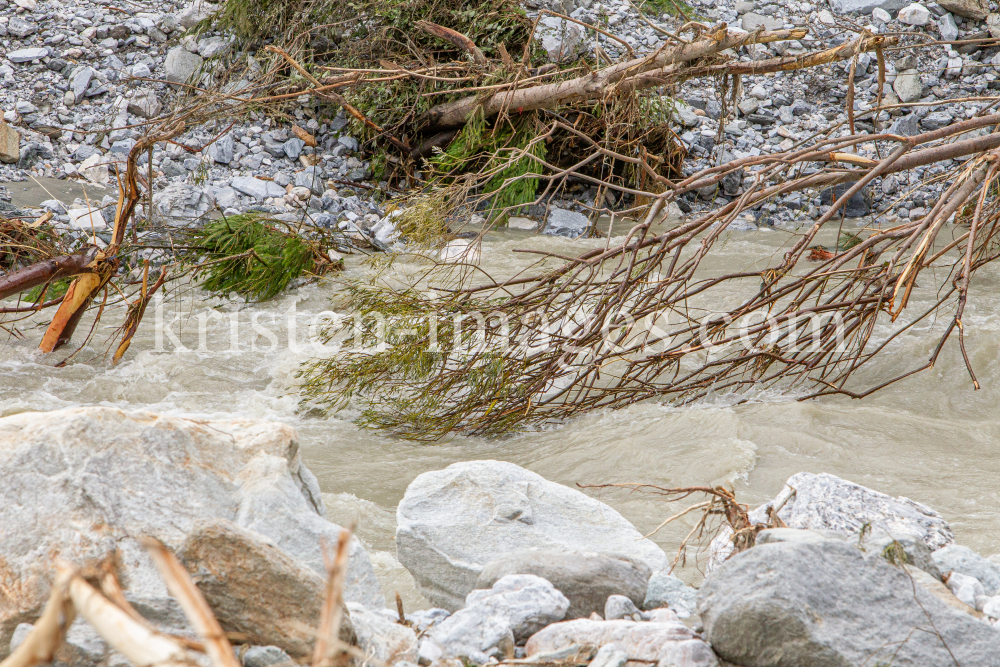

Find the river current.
[{"left": 2, "top": 218, "right": 998, "bottom": 608}]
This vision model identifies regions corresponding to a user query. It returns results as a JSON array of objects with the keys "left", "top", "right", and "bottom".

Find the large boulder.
[
  {"left": 525, "top": 619, "right": 716, "bottom": 667},
  {"left": 0, "top": 407, "right": 384, "bottom": 656},
  {"left": 179, "top": 519, "right": 355, "bottom": 657},
  {"left": 475, "top": 549, "right": 651, "bottom": 619},
  {"left": 699, "top": 539, "right": 1000, "bottom": 667},
  {"left": 396, "top": 461, "right": 667, "bottom": 610},
  {"left": 709, "top": 472, "right": 953, "bottom": 570}
]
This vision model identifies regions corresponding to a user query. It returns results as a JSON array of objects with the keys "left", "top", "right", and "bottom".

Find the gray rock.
[
  {"left": 889, "top": 113, "right": 921, "bottom": 137},
  {"left": 347, "top": 602, "right": 419, "bottom": 667},
  {"left": 164, "top": 46, "right": 203, "bottom": 88},
  {"left": 283, "top": 137, "right": 305, "bottom": 160},
  {"left": 213, "top": 186, "right": 239, "bottom": 209},
  {"left": 241, "top": 646, "right": 293, "bottom": 667},
  {"left": 72, "top": 67, "right": 95, "bottom": 103},
  {"left": 127, "top": 90, "right": 162, "bottom": 119},
  {"left": 778, "top": 473, "right": 953, "bottom": 549},
  {"left": 6, "top": 48, "right": 49, "bottom": 64},
  {"left": 525, "top": 619, "right": 716, "bottom": 667},
  {"left": 198, "top": 36, "right": 230, "bottom": 58},
  {"left": 821, "top": 182, "right": 871, "bottom": 217},
  {"left": 543, "top": 208, "right": 590, "bottom": 238},
  {"left": 939, "top": 13, "right": 959, "bottom": 40},
  {"left": 893, "top": 69, "right": 923, "bottom": 103},
  {"left": 643, "top": 571, "right": 698, "bottom": 618},
  {"left": 396, "top": 461, "right": 667, "bottom": 611},
  {"left": 604, "top": 595, "right": 643, "bottom": 621},
  {"left": 210, "top": 135, "right": 235, "bottom": 164},
  {"left": 7, "top": 17, "right": 38, "bottom": 39},
  {"left": 829, "top": 0, "right": 910, "bottom": 14},
  {"left": 0, "top": 407, "right": 383, "bottom": 655},
  {"left": 921, "top": 110, "right": 953, "bottom": 130},
  {"left": 475, "top": 549, "right": 651, "bottom": 619},
  {"left": 709, "top": 473, "right": 953, "bottom": 571},
  {"left": 39, "top": 199, "right": 66, "bottom": 214},
  {"left": 425, "top": 575, "right": 569, "bottom": 664},
  {"left": 232, "top": 175, "right": 286, "bottom": 200},
  {"left": 534, "top": 16, "right": 585, "bottom": 62},
  {"left": 699, "top": 539, "right": 1000, "bottom": 667},
  {"left": 131, "top": 62, "right": 152, "bottom": 79},
  {"left": 294, "top": 166, "right": 326, "bottom": 195},
  {"left": 933, "top": 545, "right": 1000, "bottom": 595},
  {"left": 154, "top": 183, "right": 212, "bottom": 222},
  {"left": 741, "top": 12, "right": 783, "bottom": 30},
  {"left": 866, "top": 530, "right": 943, "bottom": 580},
  {"left": 177, "top": 0, "right": 219, "bottom": 28}
]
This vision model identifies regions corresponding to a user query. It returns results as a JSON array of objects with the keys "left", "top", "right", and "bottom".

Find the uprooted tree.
[{"left": 3, "top": 0, "right": 1000, "bottom": 439}]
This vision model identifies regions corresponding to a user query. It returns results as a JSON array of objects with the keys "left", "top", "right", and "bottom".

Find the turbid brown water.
[{"left": 1, "top": 199, "right": 997, "bottom": 608}]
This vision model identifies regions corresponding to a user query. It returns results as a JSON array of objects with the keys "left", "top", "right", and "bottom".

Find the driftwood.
[{"left": 0, "top": 531, "right": 357, "bottom": 667}]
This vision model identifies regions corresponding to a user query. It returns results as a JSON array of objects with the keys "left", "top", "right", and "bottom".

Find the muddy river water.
[{"left": 2, "top": 187, "right": 998, "bottom": 607}]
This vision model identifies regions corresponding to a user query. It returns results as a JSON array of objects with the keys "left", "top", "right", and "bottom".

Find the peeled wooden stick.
[
  {"left": 421, "top": 27, "right": 809, "bottom": 128},
  {"left": 142, "top": 538, "right": 241, "bottom": 667},
  {"left": 0, "top": 570, "right": 75, "bottom": 667},
  {"left": 312, "top": 527, "right": 354, "bottom": 667},
  {"left": 57, "top": 561, "right": 195, "bottom": 667}
]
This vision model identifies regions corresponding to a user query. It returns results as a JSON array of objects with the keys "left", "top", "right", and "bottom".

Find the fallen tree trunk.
[{"left": 418, "top": 27, "right": 858, "bottom": 129}]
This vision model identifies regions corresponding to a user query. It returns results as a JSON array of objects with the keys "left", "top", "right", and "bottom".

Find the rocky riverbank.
[
  {"left": 3, "top": 0, "right": 999, "bottom": 244},
  {"left": 2, "top": 407, "right": 999, "bottom": 667}
]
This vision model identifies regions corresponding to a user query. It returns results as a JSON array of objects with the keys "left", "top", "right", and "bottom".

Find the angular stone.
[
  {"left": 889, "top": 112, "right": 921, "bottom": 137},
  {"left": 426, "top": 575, "right": 569, "bottom": 664},
  {"left": 699, "top": 539, "right": 1000, "bottom": 667},
  {"left": 6, "top": 48, "right": 49, "bottom": 64},
  {"left": 526, "top": 619, "right": 716, "bottom": 667},
  {"left": 604, "top": 595, "right": 642, "bottom": 621},
  {"left": 283, "top": 138, "right": 305, "bottom": 160},
  {"left": 898, "top": 3, "right": 931, "bottom": 24},
  {"left": 0, "top": 121, "right": 18, "bottom": 165},
  {"left": 180, "top": 519, "right": 354, "bottom": 657},
  {"left": 829, "top": 0, "right": 910, "bottom": 12},
  {"left": 127, "top": 90, "right": 162, "bottom": 119},
  {"left": 294, "top": 166, "right": 326, "bottom": 195},
  {"left": 7, "top": 17, "right": 38, "bottom": 39},
  {"left": 72, "top": 67, "right": 95, "bottom": 103},
  {"left": 396, "top": 461, "right": 668, "bottom": 611},
  {"left": 534, "top": 17, "right": 584, "bottom": 63},
  {"left": 177, "top": 0, "right": 219, "bottom": 29},
  {"left": 79, "top": 153, "right": 112, "bottom": 184},
  {"left": 0, "top": 407, "right": 384, "bottom": 652},
  {"left": 543, "top": 208, "right": 590, "bottom": 238},
  {"left": 233, "top": 176, "right": 286, "bottom": 200},
  {"left": 475, "top": 549, "right": 651, "bottom": 620},
  {"left": 939, "top": 13, "right": 960, "bottom": 40},
  {"left": 643, "top": 571, "right": 697, "bottom": 618},
  {"left": 164, "top": 46, "right": 203, "bottom": 88},
  {"left": 893, "top": 69, "right": 923, "bottom": 103},
  {"left": 210, "top": 134, "right": 235, "bottom": 164},
  {"left": 67, "top": 207, "right": 109, "bottom": 231},
  {"left": 920, "top": 110, "right": 953, "bottom": 130},
  {"left": 709, "top": 473, "right": 952, "bottom": 571},
  {"left": 346, "top": 602, "right": 418, "bottom": 667},
  {"left": 741, "top": 12, "right": 783, "bottom": 30},
  {"left": 939, "top": 0, "right": 988, "bottom": 19},
  {"left": 198, "top": 36, "right": 230, "bottom": 58}
]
